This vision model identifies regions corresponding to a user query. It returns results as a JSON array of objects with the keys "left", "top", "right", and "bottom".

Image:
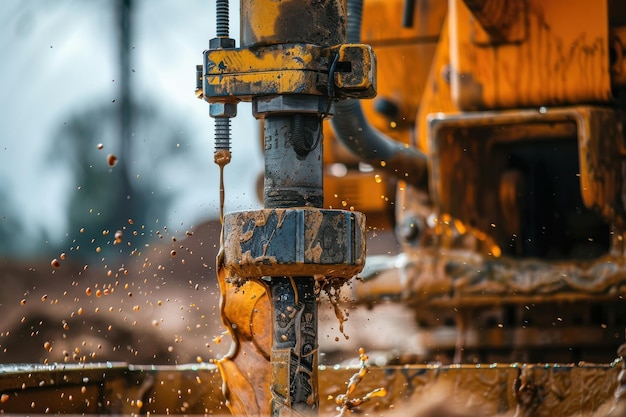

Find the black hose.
[{"left": 331, "top": 0, "right": 428, "bottom": 188}]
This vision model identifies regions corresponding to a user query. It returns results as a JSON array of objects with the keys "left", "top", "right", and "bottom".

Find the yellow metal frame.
[{"left": 448, "top": 0, "right": 612, "bottom": 110}]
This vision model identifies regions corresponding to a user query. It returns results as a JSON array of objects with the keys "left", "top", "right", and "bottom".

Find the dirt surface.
[{"left": 0, "top": 218, "right": 405, "bottom": 366}]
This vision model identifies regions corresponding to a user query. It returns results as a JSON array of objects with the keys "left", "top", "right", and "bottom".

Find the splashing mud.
[
  {"left": 320, "top": 278, "right": 351, "bottom": 340},
  {"left": 216, "top": 246, "right": 272, "bottom": 416},
  {"left": 213, "top": 147, "right": 273, "bottom": 415},
  {"left": 334, "top": 348, "right": 387, "bottom": 416}
]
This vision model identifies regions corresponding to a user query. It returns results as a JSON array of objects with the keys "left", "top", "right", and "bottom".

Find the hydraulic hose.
[{"left": 331, "top": 0, "right": 428, "bottom": 188}]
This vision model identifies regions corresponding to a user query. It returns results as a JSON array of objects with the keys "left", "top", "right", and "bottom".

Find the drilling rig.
[
  {"left": 1, "top": 1, "right": 626, "bottom": 416},
  {"left": 198, "top": 0, "right": 626, "bottom": 415}
]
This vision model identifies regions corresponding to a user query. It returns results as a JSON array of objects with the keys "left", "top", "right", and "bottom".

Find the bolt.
[
  {"left": 214, "top": 118, "right": 231, "bottom": 153},
  {"left": 216, "top": 0, "right": 229, "bottom": 38},
  {"left": 210, "top": 102, "right": 237, "bottom": 118},
  {"left": 210, "top": 0, "right": 235, "bottom": 159}
]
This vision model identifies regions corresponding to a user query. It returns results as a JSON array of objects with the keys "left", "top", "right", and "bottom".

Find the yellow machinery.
[
  {"left": 201, "top": 0, "right": 626, "bottom": 414},
  {"left": 343, "top": 0, "right": 626, "bottom": 366},
  {"left": 2, "top": 0, "right": 626, "bottom": 416}
]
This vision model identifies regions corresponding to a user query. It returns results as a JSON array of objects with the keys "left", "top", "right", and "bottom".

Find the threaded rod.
[
  {"left": 214, "top": 117, "right": 231, "bottom": 152},
  {"left": 216, "top": 0, "right": 230, "bottom": 38}
]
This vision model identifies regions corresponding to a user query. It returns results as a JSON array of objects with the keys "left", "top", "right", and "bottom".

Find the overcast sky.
[{"left": 0, "top": 0, "right": 262, "bottom": 256}]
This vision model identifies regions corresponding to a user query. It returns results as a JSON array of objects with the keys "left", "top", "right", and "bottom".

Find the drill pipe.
[{"left": 264, "top": 115, "right": 323, "bottom": 415}]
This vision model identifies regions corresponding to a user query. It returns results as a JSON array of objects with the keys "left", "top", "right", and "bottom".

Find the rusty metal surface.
[
  {"left": 323, "top": 0, "right": 447, "bottom": 160},
  {"left": 462, "top": 0, "right": 526, "bottom": 43},
  {"left": 204, "top": 44, "right": 329, "bottom": 100},
  {"left": 270, "top": 277, "right": 318, "bottom": 415},
  {"left": 0, "top": 361, "right": 620, "bottom": 416},
  {"left": 263, "top": 113, "right": 325, "bottom": 208},
  {"left": 449, "top": 0, "right": 612, "bottom": 110},
  {"left": 203, "top": 43, "right": 376, "bottom": 102},
  {"left": 240, "top": 0, "right": 347, "bottom": 47},
  {"left": 428, "top": 106, "right": 626, "bottom": 255},
  {"left": 0, "top": 363, "right": 228, "bottom": 415},
  {"left": 577, "top": 107, "right": 626, "bottom": 229},
  {"left": 334, "top": 44, "right": 377, "bottom": 98},
  {"left": 222, "top": 208, "right": 366, "bottom": 280}
]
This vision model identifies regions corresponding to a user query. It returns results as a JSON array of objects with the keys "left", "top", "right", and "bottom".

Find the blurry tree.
[
  {"left": 47, "top": 0, "right": 188, "bottom": 259},
  {"left": 49, "top": 103, "right": 184, "bottom": 259},
  {"left": 0, "top": 186, "right": 23, "bottom": 255}
]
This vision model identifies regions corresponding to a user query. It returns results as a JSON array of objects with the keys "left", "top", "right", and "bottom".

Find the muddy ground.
[{"left": 0, "top": 219, "right": 410, "bottom": 366}]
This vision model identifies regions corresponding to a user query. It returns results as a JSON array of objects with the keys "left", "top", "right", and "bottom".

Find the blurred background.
[
  {"left": 0, "top": 0, "right": 261, "bottom": 259},
  {"left": 0, "top": 0, "right": 266, "bottom": 364},
  {"left": 0, "top": 0, "right": 409, "bottom": 367}
]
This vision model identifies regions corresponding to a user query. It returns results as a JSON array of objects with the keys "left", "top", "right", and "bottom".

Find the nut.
[
  {"left": 223, "top": 208, "right": 366, "bottom": 281},
  {"left": 252, "top": 95, "right": 332, "bottom": 118},
  {"left": 209, "top": 102, "right": 237, "bottom": 118},
  {"left": 209, "top": 37, "right": 236, "bottom": 50}
]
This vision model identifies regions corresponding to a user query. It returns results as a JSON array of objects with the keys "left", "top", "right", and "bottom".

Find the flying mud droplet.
[
  {"left": 114, "top": 230, "right": 123, "bottom": 245},
  {"left": 107, "top": 154, "right": 118, "bottom": 167},
  {"left": 97, "top": 143, "right": 104, "bottom": 150},
  {"left": 50, "top": 258, "right": 61, "bottom": 268}
]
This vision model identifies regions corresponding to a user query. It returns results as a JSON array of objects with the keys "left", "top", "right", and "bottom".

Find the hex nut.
[
  {"left": 210, "top": 102, "right": 237, "bottom": 118},
  {"left": 223, "top": 208, "right": 366, "bottom": 281},
  {"left": 209, "top": 37, "right": 236, "bottom": 50},
  {"left": 252, "top": 95, "right": 332, "bottom": 117}
]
